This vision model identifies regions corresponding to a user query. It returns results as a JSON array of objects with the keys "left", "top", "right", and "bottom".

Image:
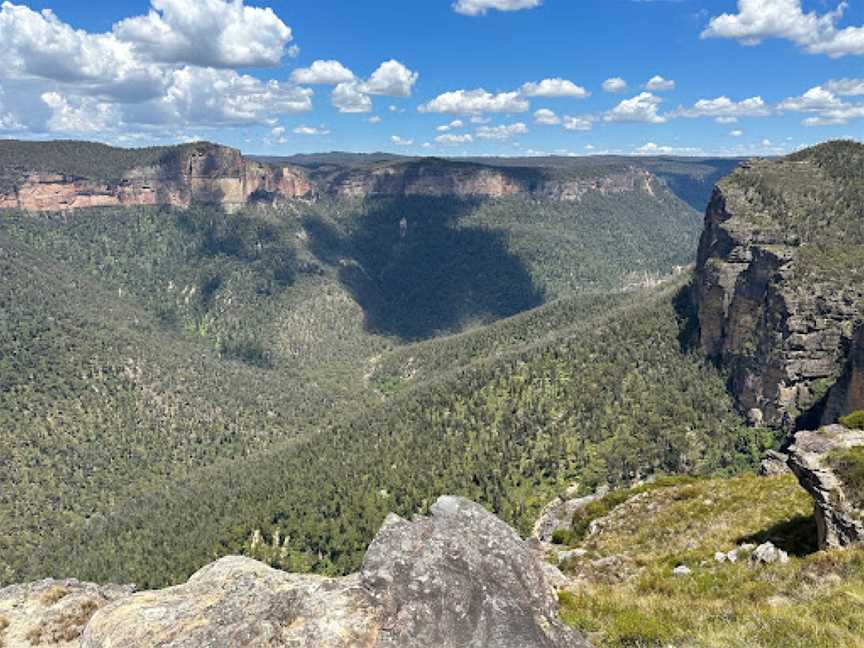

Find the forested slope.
[
  {"left": 5, "top": 274, "right": 766, "bottom": 588},
  {"left": 0, "top": 161, "right": 745, "bottom": 588}
]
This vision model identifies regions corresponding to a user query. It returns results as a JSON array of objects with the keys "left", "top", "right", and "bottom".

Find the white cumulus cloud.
[
  {"left": 533, "top": 108, "right": 560, "bottom": 125},
  {"left": 602, "top": 77, "right": 628, "bottom": 93},
  {"left": 825, "top": 78, "right": 864, "bottom": 96},
  {"left": 419, "top": 89, "right": 529, "bottom": 115},
  {"left": 294, "top": 125, "right": 330, "bottom": 135},
  {"left": 452, "top": 0, "right": 542, "bottom": 16},
  {"left": 437, "top": 119, "right": 465, "bottom": 131},
  {"left": 435, "top": 133, "right": 474, "bottom": 144},
  {"left": 778, "top": 86, "right": 845, "bottom": 112},
  {"left": 521, "top": 78, "right": 589, "bottom": 98},
  {"left": 475, "top": 122, "right": 528, "bottom": 139},
  {"left": 604, "top": 92, "right": 666, "bottom": 123},
  {"left": 114, "top": 0, "right": 294, "bottom": 68},
  {"left": 675, "top": 96, "right": 771, "bottom": 119},
  {"left": 562, "top": 115, "right": 593, "bottom": 131},
  {"left": 331, "top": 81, "right": 372, "bottom": 113},
  {"left": 361, "top": 60, "right": 418, "bottom": 97},
  {"left": 645, "top": 75, "right": 675, "bottom": 91},
  {"left": 290, "top": 60, "right": 355, "bottom": 85},
  {"left": 390, "top": 135, "right": 414, "bottom": 146},
  {"left": 702, "top": 0, "right": 864, "bottom": 58}
]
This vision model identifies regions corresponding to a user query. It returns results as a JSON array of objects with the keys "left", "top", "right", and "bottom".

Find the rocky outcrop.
[
  {"left": 788, "top": 424, "right": 864, "bottom": 549},
  {"left": 758, "top": 450, "right": 790, "bottom": 476},
  {"left": 532, "top": 489, "right": 604, "bottom": 544},
  {"left": 1, "top": 496, "right": 590, "bottom": 648},
  {"left": 0, "top": 143, "right": 313, "bottom": 213},
  {"left": 695, "top": 144, "right": 864, "bottom": 433},
  {"left": 0, "top": 578, "right": 132, "bottom": 647}
]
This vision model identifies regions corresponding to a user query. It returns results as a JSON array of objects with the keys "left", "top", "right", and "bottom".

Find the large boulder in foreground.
[
  {"left": 788, "top": 424, "right": 864, "bottom": 549},
  {"left": 364, "top": 496, "right": 586, "bottom": 648},
  {"left": 15, "top": 496, "right": 591, "bottom": 648}
]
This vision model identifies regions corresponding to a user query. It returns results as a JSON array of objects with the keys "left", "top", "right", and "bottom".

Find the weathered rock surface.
[
  {"left": 80, "top": 558, "right": 378, "bottom": 648},
  {"left": 758, "top": 450, "right": 790, "bottom": 476},
  {"left": 0, "top": 578, "right": 132, "bottom": 647},
  {"left": 695, "top": 143, "right": 864, "bottom": 433},
  {"left": 532, "top": 491, "right": 602, "bottom": 544},
  {"left": 319, "top": 160, "right": 660, "bottom": 202},
  {"left": 2, "top": 496, "right": 590, "bottom": 648},
  {"left": 0, "top": 143, "right": 313, "bottom": 213},
  {"left": 788, "top": 424, "right": 864, "bottom": 549},
  {"left": 749, "top": 541, "right": 789, "bottom": 565},
  {"left": 0, "top": 141, "right": 668, "bottom": 213}
]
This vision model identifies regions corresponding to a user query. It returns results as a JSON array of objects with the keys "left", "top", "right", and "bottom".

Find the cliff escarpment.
[
  {"left": 0, "top": 140, "right": 674, "bottom": 213},
  {"left": 695, "top": 140, "right": 864, "bottom": 434},
  {"left": 0, "top": 141, "right": 312, "bottom": 212}
]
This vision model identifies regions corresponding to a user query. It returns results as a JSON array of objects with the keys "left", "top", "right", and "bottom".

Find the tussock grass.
[
  {"left": 558, "top": 474, "right": 864, "bottom": 648},
  {"left": 829, "top": 446, "right": 864, "bottom": 510},
  {"left": 39, "top": 585, "right": 71, "bottom": 606}
]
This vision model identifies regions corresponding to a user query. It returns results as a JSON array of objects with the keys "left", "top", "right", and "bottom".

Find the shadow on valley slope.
[{"left": 303, "top": 197, "right": 544, "bottom": 340}]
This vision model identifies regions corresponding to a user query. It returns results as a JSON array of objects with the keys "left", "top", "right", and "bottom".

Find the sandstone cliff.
[
  {"left": 0, "top": 497, "right": 590, "bottom": 648},
  {"left": 695, "top": 141, "right": 864, "bottom": 433},
  {"left": 0, "top": 141, "right": 667, "bottom": 213},
  {"left": 313, "top": 158, "right": 659, "bottom": 201},
  {"left": 0, "top": 142, "right": 312, "bottom": 212}
]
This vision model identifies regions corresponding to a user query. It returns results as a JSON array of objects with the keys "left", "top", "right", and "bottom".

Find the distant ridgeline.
[{"left": 0, "top": 139, "right": 739, "bottom": 212}]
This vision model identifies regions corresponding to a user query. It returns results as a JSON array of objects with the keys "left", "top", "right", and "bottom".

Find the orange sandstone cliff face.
[
  {"left": 0, "top": 142, "right": 660, "bottom": 212},
  {"left": 320, "top": 162, "right": 656, "bottom": 201},
  {"left": 0, "top": 143, "right": 313, "bottom": 212}
]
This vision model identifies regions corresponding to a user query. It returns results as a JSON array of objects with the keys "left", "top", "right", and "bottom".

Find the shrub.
[
  {"left": 551, "top": 528, "right": 573, "bottom": 545},
  {"left": 40, "top": 585, "right": 71, "bottom": 606},
  {"left": 839, "top": 410, "right": 864, "bottom": 430},
  {"left": 829, "top": 446, "right": 864, "bottom": 509}
]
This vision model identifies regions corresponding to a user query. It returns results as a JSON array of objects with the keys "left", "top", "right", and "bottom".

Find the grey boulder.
[
  {"left": 788, "top": 425, "right": 864, "bottom": 549},
  {"left": 72, "top": 496, "right": 591, "bottom": 648}
]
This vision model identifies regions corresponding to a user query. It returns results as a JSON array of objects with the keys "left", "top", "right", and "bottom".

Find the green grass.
[
  {"left": 552, "top": 475, "right": 700, "bottom": 545},
  {"left": 829, "top": 446, "right": 864, "bottom": 510},
  {"left": 556, "top": 473, "right": 864, "bottom": 648},
  {"left": 840, "top": 410, "right": 864, "bottom": 430}
]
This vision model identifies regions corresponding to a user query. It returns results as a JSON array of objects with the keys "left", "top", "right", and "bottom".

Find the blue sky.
[{"left": 0, "top": 0, "right": 862, "bottom": 157}]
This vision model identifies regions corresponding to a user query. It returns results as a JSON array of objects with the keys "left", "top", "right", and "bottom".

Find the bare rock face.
[
  {"left": 532, "top": 492, "right": 602, "bottom": 544},
  {"left": 0, "top": 578, "right": 132, "bottom": 647},
  {"left": 695, "top": 143, "right": 864, "bottom": 433},
  {"left": 80, "top": 558, "right": 379, "bottom": 648},
  {"left": 315, "top": 159, "right": 658, "bottom": 202},
  {"left": 788, "top": 424, "right": 864, "bottom": 549},
  {"left": 758, "top": 450, "right": 791, "bottom": 476},
  {"left": 6, "top": 496, "right": 590, "bottom": 648},
  {"left": 0, "top": 143, "right": 313, "bottom": 213},
  {"left": 363, "top": 496, "right": 589, "bottom": 648}
]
